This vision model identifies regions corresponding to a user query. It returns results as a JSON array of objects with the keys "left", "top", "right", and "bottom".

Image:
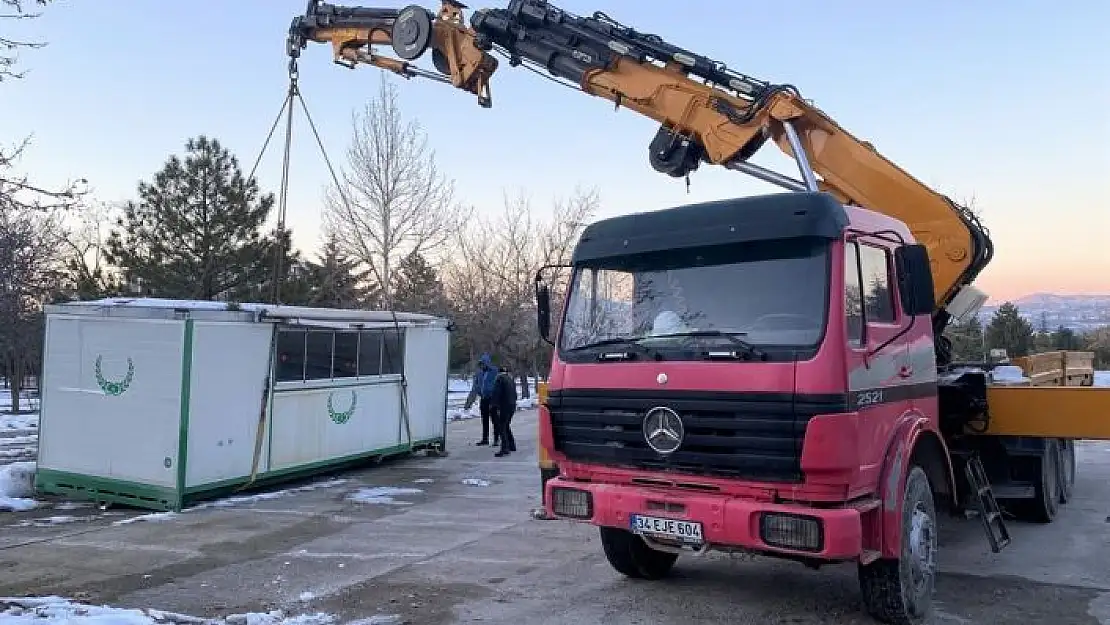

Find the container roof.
[{"left": 51, "top": 297, "right": 448, "bottom": 326}]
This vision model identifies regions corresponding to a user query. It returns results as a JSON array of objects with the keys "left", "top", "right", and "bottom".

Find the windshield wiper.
[
  {"left": 566, "top": 337, "right": 663, "bottom": 361},
  {"left": 649, "top": 330, "right": 767, "bottom": 361}
]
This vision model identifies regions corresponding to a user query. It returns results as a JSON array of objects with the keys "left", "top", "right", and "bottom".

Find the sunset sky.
[{"left": 2, "top": 0, "right": 1106, "bottom": 303}]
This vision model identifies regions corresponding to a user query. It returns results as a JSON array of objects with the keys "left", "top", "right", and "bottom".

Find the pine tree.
[
  {"left": 105, "top": 136, "right": 279, "bottom": 301},
  {"left": 300, "top": 234, "right": 372, "bottom": 309},
  {"left": 985, "top": 302, "right": 1035, "bottom": 358},
  {"left": 1052, "top": 325, "right": 1080, "bottom": 351},
  {"left": 391, "top": 251, "right": 449, "bottom": 315},
  {"left": 945, "top": 315, "right": 986, "bottom": 361},
  {"left": 1083, "top": 327, "right": 1110, "bottom": 368}
]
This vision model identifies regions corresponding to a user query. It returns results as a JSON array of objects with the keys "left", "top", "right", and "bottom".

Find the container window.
[
  {"left": 382, "top": 330, "right": 405, "bottom": 375},
  {"left": 305, "top": 330, "right": 335, "bottom": 380},
  {"left": 333, "top": 331, "right": 358, "bottom": 378},
  {"left": 359, "top": 331, "right": 383, "bottom": 376},
  {"left": 275, "top": 329, "right": 307, "bottom": 382}
]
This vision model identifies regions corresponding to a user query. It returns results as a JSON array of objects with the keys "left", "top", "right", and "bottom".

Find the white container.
[{"left": 35, "top": 297, "right": 450, "bottom": 511}]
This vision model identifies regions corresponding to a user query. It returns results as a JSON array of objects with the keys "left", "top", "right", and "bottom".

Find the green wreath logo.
[
  {"left": 327, "top": 390, "right": 358, "bottom": 425},
  {"left": 95, "top": 355, "right": 134, "bottom": 397}
]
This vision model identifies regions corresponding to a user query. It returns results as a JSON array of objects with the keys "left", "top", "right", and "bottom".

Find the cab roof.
[{"left": 572, "top": 191, "right": 853, "bottom": 265}]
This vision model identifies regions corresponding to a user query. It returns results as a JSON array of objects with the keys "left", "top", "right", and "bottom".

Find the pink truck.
[{"left": 532, "top": 191, "right": 1093, "bottom": 625}]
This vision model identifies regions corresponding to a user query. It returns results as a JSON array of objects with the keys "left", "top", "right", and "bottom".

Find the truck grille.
[{"left": 546, "top": 389, "right": 847, "bottom": 482}]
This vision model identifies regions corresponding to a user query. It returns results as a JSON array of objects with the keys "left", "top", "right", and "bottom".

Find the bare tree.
[
  {"left": 446, "top": 186, "right": 598, "bottom": 395},
  {"left": 2, "top": 0, "right": 86, "bottom": 212},
  {"left": 2, "top": 0, "right": 48, "bottom": 82},
  {"left": 1, "top": 0, "right": 85, "bottom": 411},
  {"left": 61, "top": 200, "right": 123, "bottom": 300},
  {"left": 0, "top": 205, "right": 64, "bottom": 412},
  {"left": 323, "top": 77, "right": 468, "bottom": 308}
]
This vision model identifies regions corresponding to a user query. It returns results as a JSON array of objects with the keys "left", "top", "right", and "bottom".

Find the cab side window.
[
  {"left": 845, "top": 241, "right": 896, "bottom": 347},
  {"left": 859, "top": 244, "right": 895, "bottom": 323},
  {"left": 844, "top": 243, "right": 864, "bottom": 345}
]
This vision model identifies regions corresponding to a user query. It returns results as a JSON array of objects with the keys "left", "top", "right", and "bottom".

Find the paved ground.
[{"left": 1, "top": 409, "right": 1109, "bottom": 624}]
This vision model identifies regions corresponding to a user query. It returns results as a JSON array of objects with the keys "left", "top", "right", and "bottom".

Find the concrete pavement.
[{"left": 1, "top": 409, "right": 1108, "bottom": 624}]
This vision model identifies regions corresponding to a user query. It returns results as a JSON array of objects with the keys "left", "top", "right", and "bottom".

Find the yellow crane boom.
[
  {"left": 287, "top": 0, "right": 994, "bottom": 364},
  {"left": 286, "top": 0, "right": 1110, "bottom": 441}
]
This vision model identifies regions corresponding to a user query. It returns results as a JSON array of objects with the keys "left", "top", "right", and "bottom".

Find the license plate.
[{"left": 630, "top": 514, "right": 704, "bottom": 543}]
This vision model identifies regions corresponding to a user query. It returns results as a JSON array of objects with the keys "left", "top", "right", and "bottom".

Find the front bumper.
[{"left": 544, "top": 478, "right": 863, "bottom": 561}]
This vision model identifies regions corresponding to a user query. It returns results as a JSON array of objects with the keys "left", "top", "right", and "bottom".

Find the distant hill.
[{"left": 978, "top": 293, "right": 1110, "bottom": 332}]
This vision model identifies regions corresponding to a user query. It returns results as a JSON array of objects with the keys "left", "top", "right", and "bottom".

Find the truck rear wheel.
[
  {"left": 1058, "top": 439, "right": 1076, "bottom": 504},
  {"left": 858, "top": 465, "right": 936, "bottom": 625},
  {"left": 599, "top": 526, "right": 678, "bottom": 580},
  {"left": 1014, "top": 439, "right": 1060, "bottom": 523}
]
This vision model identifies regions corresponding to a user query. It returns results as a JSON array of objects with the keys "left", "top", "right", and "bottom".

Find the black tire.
[
  {"left": 1016, "top": 440, "right": 1060, "bottom": 523},
  {"left": 858, "top": 465, "right": 937, "bottom": 625},
  {"left": 599, "top": 526, "right": 678, "bottom": 580},
  {"left": 1058, "top": 440, "right": 1076, "bottom": 504}
]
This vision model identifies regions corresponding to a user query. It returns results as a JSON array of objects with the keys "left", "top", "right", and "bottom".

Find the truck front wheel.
[
  {"left": 599, "top": 527, "right": 678, "bottom": 580},
  {"left": 858, "top": 465, "right": 937, "bottom": 625}
]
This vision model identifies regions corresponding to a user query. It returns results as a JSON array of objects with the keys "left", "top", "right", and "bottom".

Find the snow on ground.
[
  {"left": 445, "top": 376, "right": 541, "bottom": 421},
  {"left": 0, "top": 462, "right": 38, "bottom": 512},
  {"left": 110, "top": 478, "right": 353, "bottom": 525},
  {"left": 9, "top": 514, "right": 112, "bottom": 529},
  {"left": 0, "top": 391, "right": 39, "bottom": 474},
  {"left": 0, "top": 596, "right": 346, "bottom": 624},
  {"left": 344, "top": 486, "right": 423, "bottom": 505}
]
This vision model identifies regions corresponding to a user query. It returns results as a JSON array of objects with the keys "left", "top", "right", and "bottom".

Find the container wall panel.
[
  {"left": 269, "top": 380, "right": 402, "bottom": 472},
  {"left": 185, "top": 322, "right": 274, "bottom": 488},
  {"left": 401, "top": 326, "right": 450, "bottom": 442},
  {"left": 38, "top": 316, "right": 184, "bottom": 487}
]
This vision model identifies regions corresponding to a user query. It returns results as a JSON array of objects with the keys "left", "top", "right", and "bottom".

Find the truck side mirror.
[
  {"left": 535, "top": 277, "right": 553, "bottom": 345},
  {"left": 894, "top": 244, "right": 936, "bottom": 316}
]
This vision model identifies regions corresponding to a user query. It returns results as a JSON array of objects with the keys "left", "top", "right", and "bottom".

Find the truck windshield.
[{"left": 558, "top": 239, "right": 829, "bottom": 359}]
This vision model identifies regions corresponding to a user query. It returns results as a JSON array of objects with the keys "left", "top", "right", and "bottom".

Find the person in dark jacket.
[
  {"left": 490, "top": 366, "right": 518, "bottom": 457},
  {"left": 464, "top": 353, "right": 500, "bottom": 446}
]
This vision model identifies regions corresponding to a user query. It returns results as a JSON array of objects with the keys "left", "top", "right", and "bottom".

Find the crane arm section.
[{"left": 288, "top": 0, "right": 993, "bottom": 329}]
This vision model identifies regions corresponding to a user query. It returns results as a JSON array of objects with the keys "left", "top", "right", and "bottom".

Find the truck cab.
[{"left": 535, "top": 191, "right": 948, "bottom": 622}]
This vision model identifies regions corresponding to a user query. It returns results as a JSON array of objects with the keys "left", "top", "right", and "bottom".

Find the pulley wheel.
[{"left": 392, "top": 5, "right": 433, "bottom": 61}]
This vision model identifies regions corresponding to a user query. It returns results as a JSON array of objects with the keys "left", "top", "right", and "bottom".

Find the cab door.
[{"left": 844, "top": 237, "right": 913, "bottom": 485}]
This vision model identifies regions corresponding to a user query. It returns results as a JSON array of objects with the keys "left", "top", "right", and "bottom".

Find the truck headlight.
[
  {"left": 760, "top": 512, "right": 823, "bottom": 552},
  {"left": 552, "top": 487, "right": 592, "bottom": 519}
]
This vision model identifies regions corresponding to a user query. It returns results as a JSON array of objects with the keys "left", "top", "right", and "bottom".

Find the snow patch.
[
  {"left": 412, "top": 478, "right": 434, "bottom": 484},
  {"left": 0, "top": 596, "right": 337, "bottom": 624},
  {"left": 0, "top": 413, "right": 37, "bottom": 430},
  {"left": 198, "top": 479, "right": 349, "bottom": 509},
  {"left": 106, "top": 478, "right": 351, "bottom": 524},
  {"left": 0, "top": 462, "right": 38, "bottom": 512},
  {"left": 113, "top": 512, "right": 178, "bottom": 526},
  {"left": 989, "top": 365, "right": 1030, "bottom": 385},
  {"left": 1095, "top": 370, "right": 1109, "bottom": 388},
  {"left": 345, "top": 486, "right": 423, "bottom": 505},
  {"left": 345, "top": 617, "right": 402, "bottom": 625},
  {"left": 10, "top": 515, "right": 103, "bottom": 528},
  {"left": 461, "top": 478, "right": 491, "bottom": 487},
  {"left": 1089, "top": 591, "right": 1110, "bottom": 625}
]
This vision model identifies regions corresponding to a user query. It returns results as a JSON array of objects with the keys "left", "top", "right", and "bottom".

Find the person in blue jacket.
[{"left": 464, "top": 352, "right": 500, "bottom": 446}]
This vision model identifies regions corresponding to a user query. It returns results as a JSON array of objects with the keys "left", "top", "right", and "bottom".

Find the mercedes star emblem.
[{"left": 642, "top": 406, "right": 684, "bottom": 455}]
